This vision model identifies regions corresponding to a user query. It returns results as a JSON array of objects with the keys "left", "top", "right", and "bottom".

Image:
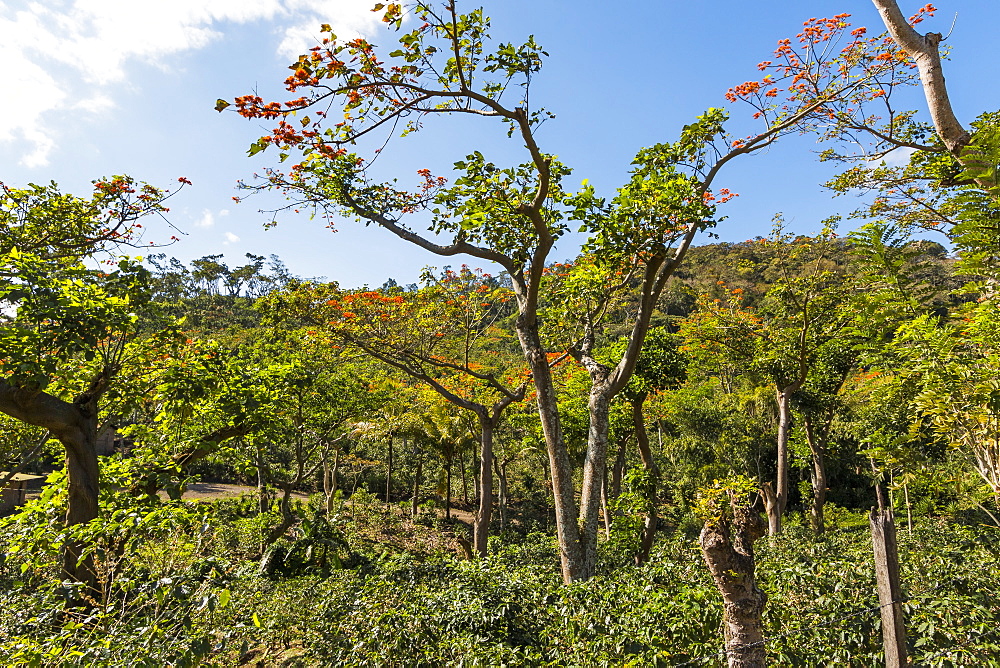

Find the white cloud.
[
  {"left": 0, "top": 21, "right": 66, "bottom": 167},
  {"left": 867, "top": 146, "right": 917, "bottom": 169},
  {"left": 277, "top": 0, "right": 385, "bottom": 59},
  {"left": 0, "top": 0, "right": 386, "bottom": 167},
  {"left": 195, "top": 209, "right": 216, "bottom": 228},
  {"left": 73, "top": 94, "right": 115, "bottom": 114},
  {"left": 223, "top": 231, "right": 241, "bottom": 244}
]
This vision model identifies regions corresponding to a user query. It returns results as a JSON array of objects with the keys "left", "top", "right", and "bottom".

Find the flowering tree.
[
  {"left": 262, "top": 266, "right": 527, "bottom": 556},
  {"left": 228, "top": 1, "right": 907, "bottom": 581},
  {"left": 766, "top": 3, "right": 998, "bottom": 262},
  {"left": 0, "top": 177, "right": 182, "bottom": 589}
]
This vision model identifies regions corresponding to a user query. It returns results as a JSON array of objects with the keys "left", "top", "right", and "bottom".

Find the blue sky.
[{"left": 3, "top": 0, "right": 999, "bottom": 287}]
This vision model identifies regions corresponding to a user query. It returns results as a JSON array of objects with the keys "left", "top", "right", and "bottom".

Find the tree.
[
  {"left": 229, "top": 2, "right": 905, "bottom": 581},
  {"left": 238, "top": 335, "right": 375, "bottom": 545},
  {"left": 871, "top": 1, "right": 977, "bottom": 167},
  {"left": 0, "top": 177, "right": 180, "bottom": 261},
  {"left": 896, "top": 306, "right": 1000, "bottom": 519},
  {"left": 697, "top": 477, "right": 768, "bottom": 668},
  {"left": 588, "top": 326, "right": 687, "bottom": 562},
  {"left": 120, "top": 334, "right": 260, "bottom": 499},
  {"left": 0, "top": 176, "right": 179, "bottom": 589},
  {"left": 143, "top": 253, "right": 296, "bottom": 333},
  {"left": 417, "top": 397, "right": 477, "bottom": 520},
  {"left": 682, "top": 228, "right": 859, "bottom": 534},
  {"left": 618, "top": 327, "right": 686, "bottom": 562},
  {"left": 795, "top": 342, "right": 857, "bottom": 534},
  {"left": 262, "top": 267, "right": 527, "bottom": 556},
  {"left": 777, "top": 2, "right": 1000, "bottom": 274}
]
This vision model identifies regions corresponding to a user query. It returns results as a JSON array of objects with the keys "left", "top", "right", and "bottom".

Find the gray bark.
[
  {"left": 872, "top": 0, "right": 971, "bottom": 156},
  {"left": 766, "top": 384, "right": 799, "bottom": 535},
  {"left": 804, "top": 416, "right": 829, "bottom": 535},
  {"left": 579, "top": 388, "right": 611, "bottom": 577},
  {"left": 700, "top": 492, "right": 768, "bottom": 668},
  {"left": 633, "top": 394, "right": 658, "bottom": 565},
  {"left": 323, "top": 447, "right": 340, "bottom": 516},
  {"left": 515, "top": 314, "right": 585, "bottom": 582}
]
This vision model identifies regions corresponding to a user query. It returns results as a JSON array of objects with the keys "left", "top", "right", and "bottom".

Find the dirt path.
[
  {"left": 175, "top": 486, "right": 477, "bottom": 527},
  {"left": 157, "top": 482, "right": 310, "bottom": 502},
  {"left": 25, "top": 481, "right": 475, "bottom": 522}
]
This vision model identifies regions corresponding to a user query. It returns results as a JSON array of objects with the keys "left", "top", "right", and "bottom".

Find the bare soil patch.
[{"left": 156, "top": 482, "right": 310, "bottom": 502}]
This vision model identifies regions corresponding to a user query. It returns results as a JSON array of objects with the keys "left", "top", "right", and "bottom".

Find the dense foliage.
[{"left": 4, "top": 0, "right": 1000, "bottom": 665}]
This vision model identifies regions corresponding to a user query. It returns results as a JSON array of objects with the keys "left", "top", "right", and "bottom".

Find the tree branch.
[{"left": 871, "top": 0, "right": 970, "bottom": 156}]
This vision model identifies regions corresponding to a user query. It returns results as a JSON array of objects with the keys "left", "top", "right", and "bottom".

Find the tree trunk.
[
  {"left": 516, "top": 316, "right": 584, "bottom": 583},
  {"left": 633, "top": 394, "right": 658, "bottom": 565},
  {"left": 767, "top": 384, "right": 796, "bottom": 535},
  {"left": 810, "top": 448, "right": 828, "bottom": 536},
  {"left": 872, "top": 0, "right": 972, "bottom": 159},
  {"left": 578, "top": 387, "right": 612, "bottom": 580},
  {"left": 256, "top": 445, "right": 270, "bottom": 515},
  {"left": 610, "top": 431, "right": 629, "bottom": 500},
  {"left": 0, "top": 378, "right": 127, "bottom": 595},
  {"left": 604, "top": 431, "right": 630, "bottom": 539},
  {"left": 264, "top": 483, "right": 295, "bottom": 546},
  {"left": 760, "top": 482, "right": 778, "bottom": 536},
  {"left": 804, "top": 417, "right": 828, "bottom": 535},
  {"left": 700, "top": 491, "right": 768, "bottom": 668},
  {"left": 445, "top": 452, "right": 452, "bottom": 520},
  {"left": 324, "top": 447, "right": 340, "bottom": 516},
  {"left": 61, "top": 423, "right": 100, "bottom": 593},
  {"left": 601, "top": 464, "right": 612, "bottom": 539},
  {"left": 411, "top": 446, "right": 423, "bottom": 518},
  {"left": 497, "top": 458, "right": 511, "bottom": 531},
  {"left": 474, "top": 419, "right": 494, "bottom": 556},
  {"left": 385, "top": 434, "right": 393, "bottom": 503},
  {"left": 460, "top": 445, "right": 468, "bottom": 505}
]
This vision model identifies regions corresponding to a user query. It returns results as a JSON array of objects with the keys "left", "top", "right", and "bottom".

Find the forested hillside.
[{"left": 2, "top": 1, "right": 1000, "bottom": 666}]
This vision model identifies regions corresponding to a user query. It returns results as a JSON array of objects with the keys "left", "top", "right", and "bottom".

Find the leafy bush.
[{"left": 2, "top": 487, "right": 997, "bottom": 666}]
